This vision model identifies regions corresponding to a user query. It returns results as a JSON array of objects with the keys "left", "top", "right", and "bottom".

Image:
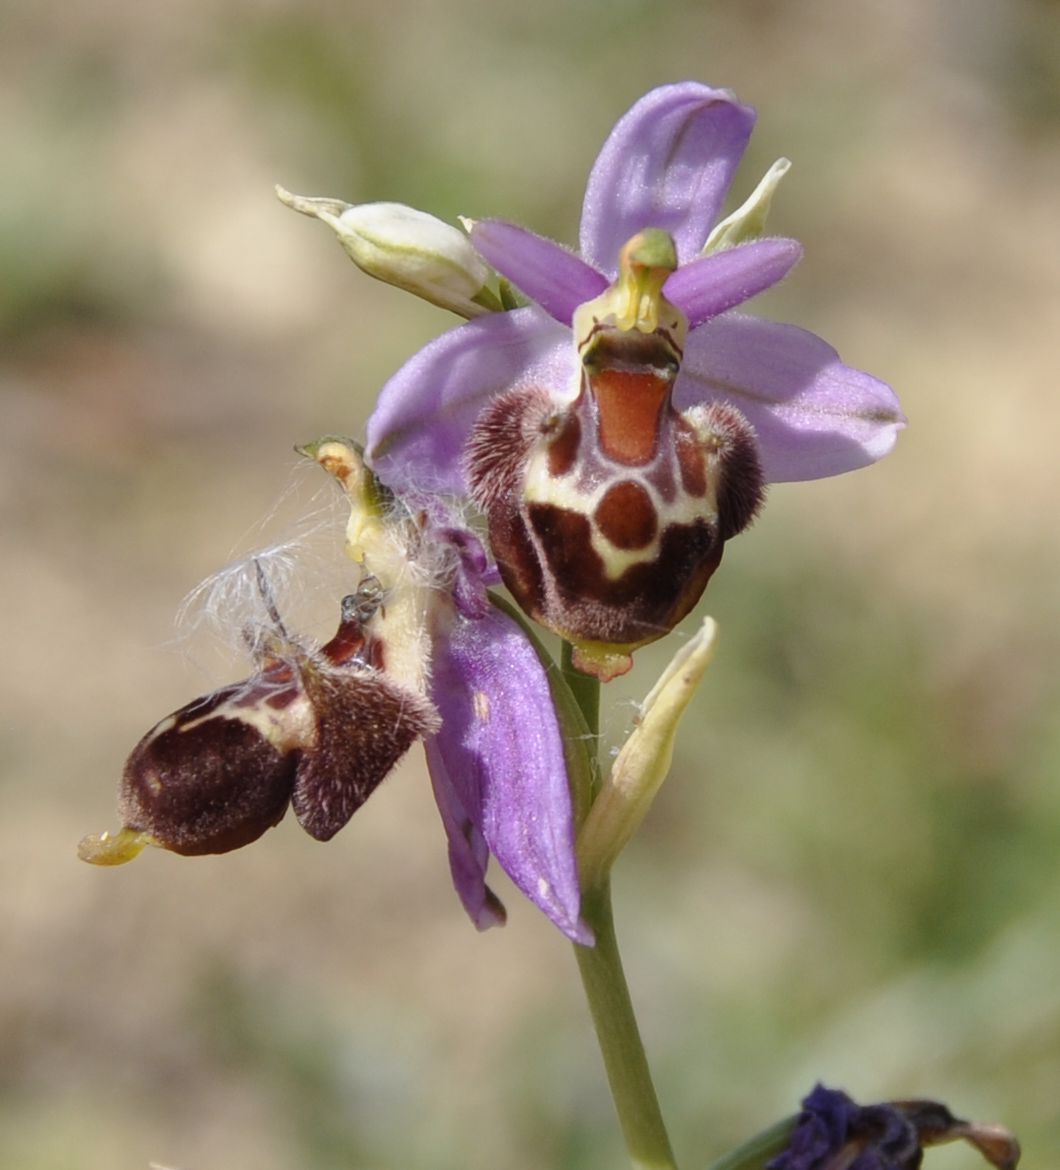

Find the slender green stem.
[
  {"left": 575, "top": 881, "right": 678, "bottom": 1170},
  {"left": 562, "top": 644, "right": 678, "bottom": 1170}
]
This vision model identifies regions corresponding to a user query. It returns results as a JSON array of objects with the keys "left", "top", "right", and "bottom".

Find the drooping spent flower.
[
  {"left": 362, "top": 82, "right": 904, "bottom": 677},
  {"left": 81, "top": 441, "right": 592, "bottom": 943},
  {"left": 78, "top": 565, "right": 439, "bottom": 863},
  {"left": 766, "top": 1085, "right": 1019, "bottom": 1170}
]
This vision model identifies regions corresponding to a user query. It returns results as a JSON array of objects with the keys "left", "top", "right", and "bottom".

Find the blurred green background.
[{"left": 4, "top": 0, "right": 1059, "bottom": 1167}]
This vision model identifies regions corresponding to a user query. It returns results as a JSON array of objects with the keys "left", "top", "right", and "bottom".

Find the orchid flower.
[
  {"left": 353, "top": 82, "right": 903, "bottom": 677},
  {"left": 80, "top": 440, "right": 592, "bottom": 944}
]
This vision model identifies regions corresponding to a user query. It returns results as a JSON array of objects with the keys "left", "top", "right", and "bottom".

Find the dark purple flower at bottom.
[
  {"left": 768, "top": 1085, "right": 1020, "bottom": 1170},
  {"left": 770, "top": 1086, "right": 915, "bottom": 1170}
]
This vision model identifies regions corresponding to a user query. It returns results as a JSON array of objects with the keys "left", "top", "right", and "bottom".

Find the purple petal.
[
  {"left": 427, "top": 606, "right": 590, "bottom": 943},
  {"left": 664, "top": 238, "right": 802, "bottom": 329},
  {"left": 768, "top": 1086, "right": 858, "bottom": 1170},
  {"left": 470, "top": 220, "right": 608, "bottom": 325},
  {"left": 366, "top": 307, "right": 573, "bottom": 496},
  {"left": 425, "top": 737, "right": 507, "bottom": 931},
  {"left": 676, "top": 313, "right": 905, "bottom": 482},
  {"left": 433, "top": 524, "right": 495, "bottom": 619},
  {"left": 580, "top": 82, "right": 757, "bottom": 272}
]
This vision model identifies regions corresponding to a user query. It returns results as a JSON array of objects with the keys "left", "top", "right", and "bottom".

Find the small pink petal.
[
  {"left": 664, "top": 238, "right": 802, "bottom": 328},
  {"left": 470, "top": 219, "right": 607, "bottom": 325}
]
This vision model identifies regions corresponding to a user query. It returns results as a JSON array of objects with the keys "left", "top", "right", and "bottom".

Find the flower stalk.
[
  {"left": 563, "top": 644, "right": 678, "bottom": 1170},
  {"left": 565, "top": 613, "right": 723, "bottom": 1168},
  {"left": 574, "top": 877, "right": 678, "bottom": 1170}
]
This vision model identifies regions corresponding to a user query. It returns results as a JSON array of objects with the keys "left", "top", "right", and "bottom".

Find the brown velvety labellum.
[
  {"left": 466, "top": 363, "right": 764, "bottom": 661},
  {"left": 524, "top": 503, "right": 722, "bottom": 646},
  {"left": 292, "top": 668, "right": 440, "bottom": 841},
  {"left": 108, "top": 578, "right": 442, "bottom": 859},
  {"left": 120, "top": 685, "right": 299, "bottom": 855}
]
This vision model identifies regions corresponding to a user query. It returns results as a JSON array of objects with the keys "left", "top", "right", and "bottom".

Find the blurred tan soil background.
[{"left": 3, "top": 1, "right": 1060, "bottom": 1168}]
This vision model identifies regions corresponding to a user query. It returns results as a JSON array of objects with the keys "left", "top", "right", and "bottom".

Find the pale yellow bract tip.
[{"left": 77, "top": 827, "right": 151, "bottom": 866}]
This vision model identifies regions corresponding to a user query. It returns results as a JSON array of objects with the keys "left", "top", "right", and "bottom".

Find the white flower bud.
[{"left": 277, "top": 188, "right": 497, "bottom": 318}]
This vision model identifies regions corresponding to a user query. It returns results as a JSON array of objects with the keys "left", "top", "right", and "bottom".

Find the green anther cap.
[
  {"left": 572, "top": 228, "right": 688, "bottom": 353},
  {"left": 623, "top": 227, "right": 679, "bottom": 273}
]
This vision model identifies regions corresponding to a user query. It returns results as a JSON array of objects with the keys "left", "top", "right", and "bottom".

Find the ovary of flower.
[{"left": 577, "top": 616, "right": 719, "bottom": 889}]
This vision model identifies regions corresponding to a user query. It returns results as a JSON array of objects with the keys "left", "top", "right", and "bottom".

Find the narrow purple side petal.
[
  {"left": 664, "top": 238, "right": 803, "bottom": 329},
  {"left": 580, "top": 82, "right": 757, "bottom": 272},
  {"left": 425, "top": 737, "right": 507, "bottom": 931},
  {"left": 366, "top": 307, "right": 573, "bottom": 496},
  {"left": 470, "top": 220, "right": 608, "bottom": 326},
  {"left": 435, "top": 524, "right": 495, "bottom": 619},
  {"left": 676, "top": 313, "right": 905, "bottom": 482},
  {"left": 427, "top": 608, "right": 590, "bottom": 943}
]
